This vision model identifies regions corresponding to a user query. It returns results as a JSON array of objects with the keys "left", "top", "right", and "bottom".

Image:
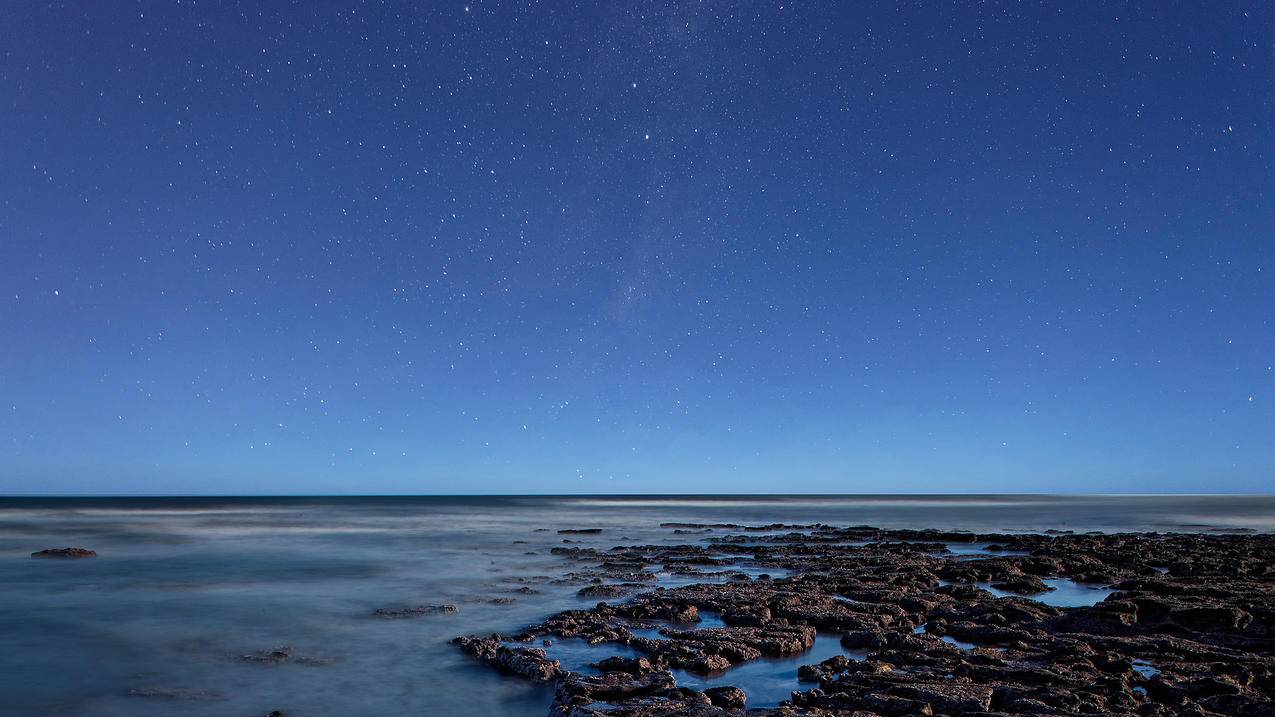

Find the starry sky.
[{"left": 1, "top": 2, "right": 1271, "bottom": 495}]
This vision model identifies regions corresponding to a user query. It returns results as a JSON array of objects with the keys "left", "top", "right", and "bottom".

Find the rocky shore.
[{"left": 454, "top": 524, "right": 1274, "bottom": 716}]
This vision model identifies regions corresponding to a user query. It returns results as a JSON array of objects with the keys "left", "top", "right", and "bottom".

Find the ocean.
[{"left": 1, "top": 495, "right": 1271, "bottom": 716}]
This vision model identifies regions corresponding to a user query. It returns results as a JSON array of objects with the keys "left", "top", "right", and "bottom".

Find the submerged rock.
[
  {"left": 31, "top": 547, "right": 96, "bottom": 559},
  {"left": 373, "top": 604, "right": 459, "bottom": 618},
  {"left": 236, "top": 646, "right": 336, "bottom": 666},
  {"left": 239, "top": 646, "right": 292, "bottom": 664},
  {"left": 127, "top": 687, "right": 222, "bottom": 700}
]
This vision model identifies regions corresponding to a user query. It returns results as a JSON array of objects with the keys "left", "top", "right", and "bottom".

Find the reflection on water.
[
  {"left": 0, "top": 495, "right": 1266, "bottom": 715},
  {"left": 625, "top": 611, "right": 727, "bottom": 641},
  {"left": 648, "top": 563, "right": 791, "bottom": 589},
  {"left": 944, "top": 542, "right": 1031, "bottom": 557},
  {"left": 977, "top": 578, "right": 1115, "bottom": 607},
  {"left": 516, "top": 617, "right": 865, "bottom": 708},
  {"left": 516, "top": 637, "right": 644, "bottom": 674},
  {"left": 913, "top": 623, "right": 977, "bottom": 650},
  {"left": 669, "top": 631, "right": 866, "bottom": 707}
]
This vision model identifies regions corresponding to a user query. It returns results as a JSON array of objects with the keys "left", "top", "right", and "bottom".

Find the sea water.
[{"left": 0, "top": 495, "right": 1269, "bottom": 716}]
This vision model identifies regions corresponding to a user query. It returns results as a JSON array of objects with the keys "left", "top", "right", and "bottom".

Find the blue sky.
[{"left": 1, "top": 2, "right": 1271, "bottom": 494}]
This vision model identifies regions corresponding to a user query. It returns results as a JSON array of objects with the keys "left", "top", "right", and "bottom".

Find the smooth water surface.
[
  {"left": 0, "top": 495, "right": 1268, "bottom": 715},
  {"left": 1133, "top": 658, "right": 1161, "bottom": 678},
  {"left": 978, "top": 578, "right": 1116, "bottom": 607},
  {"left": 915, "top": 623, "right": 978, "bottom": 650}
]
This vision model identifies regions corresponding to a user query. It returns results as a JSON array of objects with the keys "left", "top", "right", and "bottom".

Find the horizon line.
[{"left": 1, "top": 492, "right": 1270, "bottom": 499}]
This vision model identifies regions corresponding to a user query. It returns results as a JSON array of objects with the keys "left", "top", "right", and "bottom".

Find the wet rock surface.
[{"left": 455, "top": 525, "right": 1275, "bottom": 716}]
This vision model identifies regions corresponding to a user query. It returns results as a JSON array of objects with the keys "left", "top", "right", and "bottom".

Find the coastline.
[
  {"left": 454, "top": 523, "right": 1275, "bottom": 716},
  {"left": 2, "top": 497, "right": 1271, "bottom": 715}
]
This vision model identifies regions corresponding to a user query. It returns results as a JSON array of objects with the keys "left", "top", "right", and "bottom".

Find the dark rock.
[
  {"left": 373, "top": 604, "right": 459, "bottom": 618},
  {"left": 892, "top": 682, "right": 994, "bottom": 712},
  {"left": 593, "top": 656, "right": 655, "bottom": 675},
  {"left": 702, "top": 686, "right": 746, "bottom": 709},
  {"left": 31, "top": 547, "right": 96, "bottom": 559},
  {"left": 453, "top": 525, "right": 1275, "bottom": 717},
  {"left": 578, "top": 584, "right": 639, "bottom": 598},
  {"left": 453, "top": 636, "right": 562, "bottom": 681},
  {"left": 239, "top": 646, "right": 292, "bottom": 664},
  {"left": 990, "top": 575, "right": 1051, "bottom": 594},
  {"left": 555, "top": 669, "right": 675, "bottom": 702}
]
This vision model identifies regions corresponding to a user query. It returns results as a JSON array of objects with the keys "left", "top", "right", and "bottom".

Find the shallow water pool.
[
  {"left": 977, "top": 578, "right": 1114, "bottom": 607},
  {"left": 913, "top": 623, "right": 978, "bottom": 650},
  {"left": 669, "top": 631, "right": 866, "bottom": 707}
]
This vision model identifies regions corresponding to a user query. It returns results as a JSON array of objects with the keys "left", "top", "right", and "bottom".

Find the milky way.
[{"left": 1, "top": 2, "right": 1270, "bottom": 493}]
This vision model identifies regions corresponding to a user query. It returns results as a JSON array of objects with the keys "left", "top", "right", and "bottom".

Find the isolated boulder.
[{"left": 31, "top": 547, "right": 96, "bottom": 559}]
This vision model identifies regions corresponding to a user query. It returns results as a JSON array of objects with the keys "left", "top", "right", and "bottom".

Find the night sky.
[{"left": 1, "top": 2, "right": 1271, "bottom": 495}]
